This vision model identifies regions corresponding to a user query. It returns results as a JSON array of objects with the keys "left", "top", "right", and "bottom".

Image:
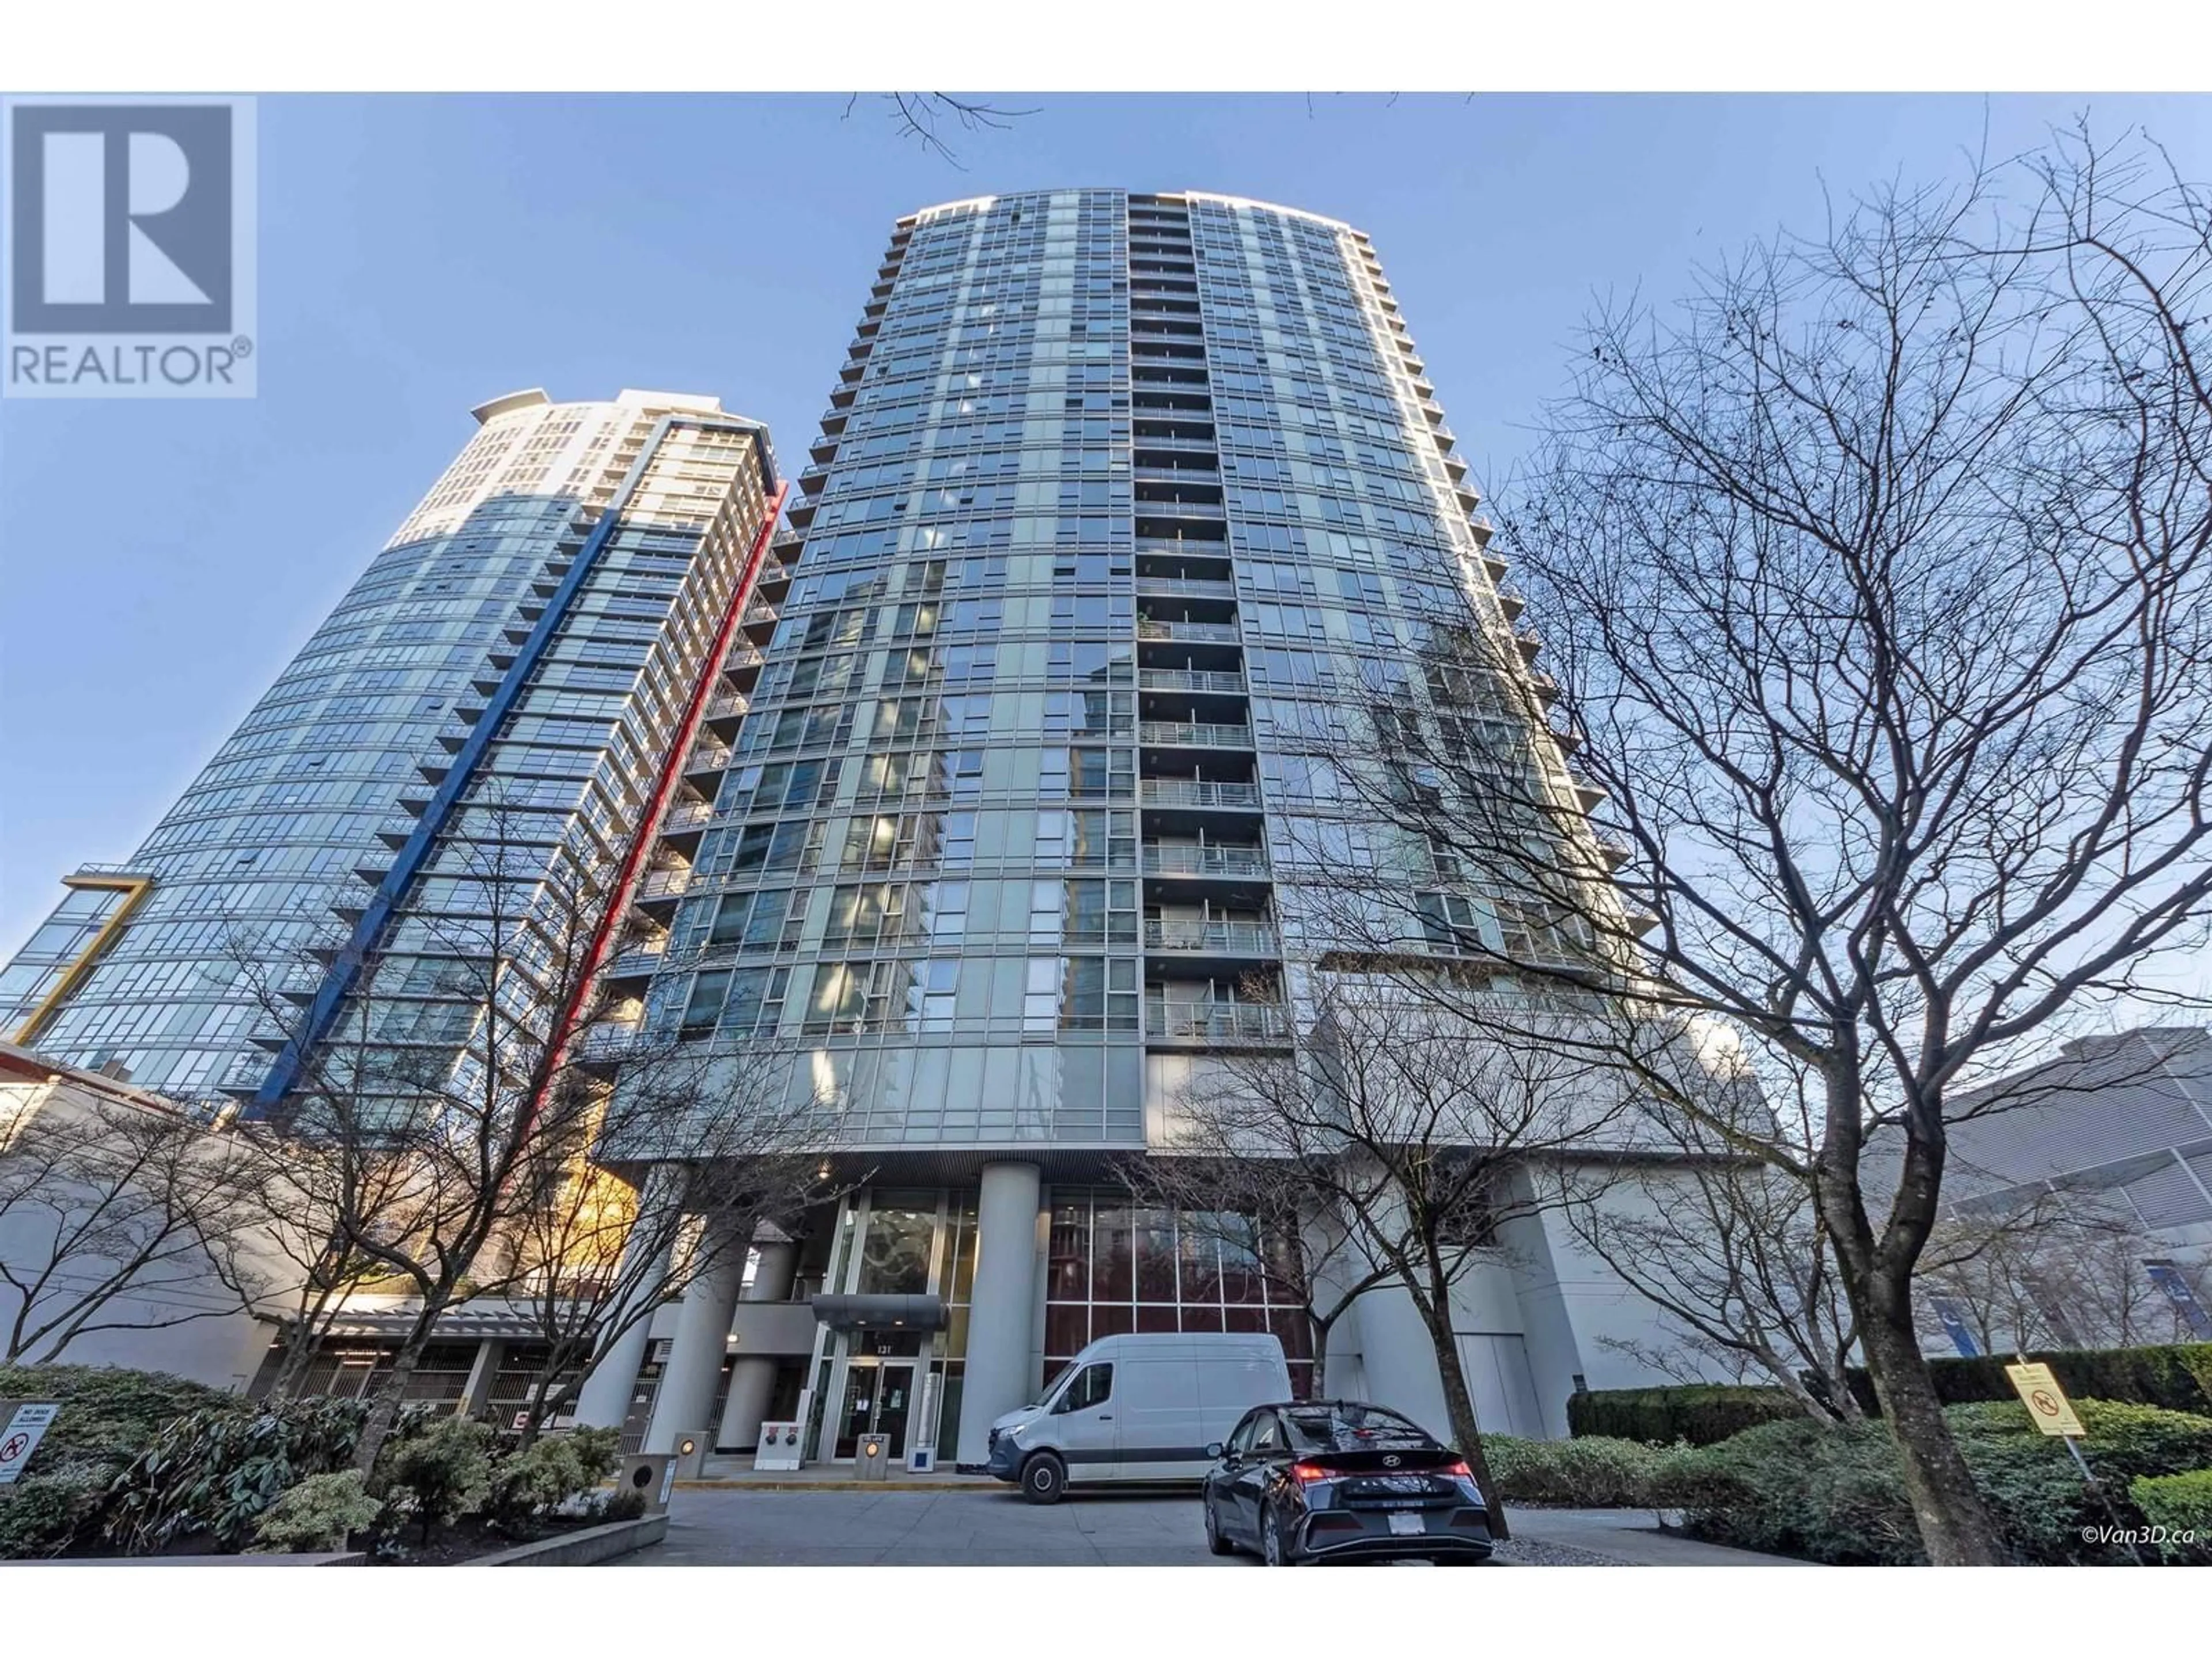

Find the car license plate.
[{"left": 1388, "top": 1512, "right": 1426, "bottom": 1537}]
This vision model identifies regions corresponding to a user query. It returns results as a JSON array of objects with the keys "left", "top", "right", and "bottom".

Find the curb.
[
  {"left": 465, "top": 1513, "right": 669, "bottom": 1566},
  {"left": 673, "top": 1479, "right": 1003, "bottom": 1494}
]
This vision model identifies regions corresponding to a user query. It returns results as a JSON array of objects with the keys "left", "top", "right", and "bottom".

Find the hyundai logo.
[{"left": 1382, "top": 1455, "right": 1401, "bottom": 1467}]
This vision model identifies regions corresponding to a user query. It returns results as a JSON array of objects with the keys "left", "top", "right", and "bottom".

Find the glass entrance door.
[{"left": 834, "top": 1358, "right": 918, "bottom": 1460}]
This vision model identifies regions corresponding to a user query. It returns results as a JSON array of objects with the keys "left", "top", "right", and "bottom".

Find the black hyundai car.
[{"left": 1201, "top": 1400, "right": 1495, "bottom": 1566}]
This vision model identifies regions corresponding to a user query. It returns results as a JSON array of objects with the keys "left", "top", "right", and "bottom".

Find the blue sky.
[{"left": 6, "top": 92, "right": 2211, "bottom": 963}]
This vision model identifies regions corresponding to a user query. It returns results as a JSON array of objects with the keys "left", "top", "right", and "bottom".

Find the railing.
[
  {"left": 635, "top": 867, "right": 694, "bottom": 900},
  {"left": 1139, "top": 668, "right": 1247, "bottom": 695},
  {"left": 1146, "top": 1002, "right": 1293, "bottom": 1043},
  {"left": 685, "top": 741, "right": 733, "bottom": 772},
  {"left": 1144, "top": 920, "right": 1279, "bottom": 954},
  {"left": 660, "top": 798, "right": 713, "bottom": 832},
  {"left": 703, "top": 692, "right": 749, "bottom": 722},
  {"left": 1134, "top": 538, "right": 1229, "bottom": 558},
  {"left": 1140, "top": 720, "right": 1253, "bottom": 748},
  {"left": 1140, "top": 778, "right": 1262, "bottom": 809},
  {"left": 1144, "top": 844, "right": 1270, "bottom": 877},
  {"left": 1135, "top": 575, "right": 1235, "bottom": 600},
  {"left": 1138, "top": 619, "right": 1242, "bottom": 644}
]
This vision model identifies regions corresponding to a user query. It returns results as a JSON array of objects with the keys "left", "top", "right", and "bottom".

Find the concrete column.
[
  {"left": 956, "top": 1161, "right": 1043, "bottom": 1459},
  {"left": 716, "top": 1238, "right": 800, "bottom": 1450},
  {"left": 571, "top": 1166, "right": 682, "bottom": 1430},
  {"left": 459, "top": 1339, "right": 506, "bottom": 1417},
  {"left": 1351, "top": 1282, "right": 1452, "bottom": 1439},
  {"left": 643, "top": 1218, "right": 747, "bottom": 1453},
  {"left": 1344, "top": 1172, "right": 1451, "bottom": 1438}
]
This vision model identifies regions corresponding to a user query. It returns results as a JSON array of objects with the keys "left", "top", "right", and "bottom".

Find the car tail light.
[
  {"left": 1440, "top": 1459, "right": 1474, "bottom": 1480},
  {"left": 1290, "top": 1461, "right": 1334, "bottom": 1484}
]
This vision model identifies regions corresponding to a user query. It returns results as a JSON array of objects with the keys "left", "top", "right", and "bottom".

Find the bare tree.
[
  {"left": 1150, "top": 971, "right": 1640, "bottom": 1539},
  {"left": 484, "top": 1044, "right": 831, "bottom": 1444},
  {"left": 1113, "top": 1148, "right": 1393, "bottom": 1399},
  {"left": 0, "top": 1083, "right": 271, "bottom": 1364},
  {"left": 1915, "top": 1190, "right": 2196, "bottom": 1355},
  {"left": 1326, "top": 127, "right": 2212, "bottom": 1562},
  {"left": 235, "top": 798, "right": 738, "bottom": 1472},
  {"left": 842, "top": 94, "right": 1038, "bottom": 168},
  {"left": 1562, "top": 1072, "right": 1864, "bottom": 1422}
]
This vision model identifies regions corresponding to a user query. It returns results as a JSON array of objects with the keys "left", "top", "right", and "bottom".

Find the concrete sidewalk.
[{"left": 1508, "top": 1508, "right": 1812, "bottom": 1566}]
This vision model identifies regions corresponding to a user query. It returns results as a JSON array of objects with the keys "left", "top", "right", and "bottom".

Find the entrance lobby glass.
[{"left": 835, "top": 1358, "right": 917, "bottom": 1459}]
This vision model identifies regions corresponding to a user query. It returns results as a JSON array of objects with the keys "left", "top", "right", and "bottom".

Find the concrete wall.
[{"left": 0, "top": 1069, "right": 289, "bottom": 1389}]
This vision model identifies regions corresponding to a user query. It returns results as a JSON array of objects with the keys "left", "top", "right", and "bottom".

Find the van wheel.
[{"left": 1021, "top": 1452, "right": 1067, "bottom": 1505}]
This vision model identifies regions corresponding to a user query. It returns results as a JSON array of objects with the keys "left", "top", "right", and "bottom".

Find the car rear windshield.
[{"left": 1280, "top": 1404, "right": 1433, "bottom": 1452}]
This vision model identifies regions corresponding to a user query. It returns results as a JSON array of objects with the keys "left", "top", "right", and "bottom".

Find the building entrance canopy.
[{"left": 810, "top": 1293, "right": 948, "bottom": 1332}]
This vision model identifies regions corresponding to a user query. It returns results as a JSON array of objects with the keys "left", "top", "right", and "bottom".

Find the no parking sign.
[{"left": 0, "top": 1402, "right": 60, "bottom": 1486}]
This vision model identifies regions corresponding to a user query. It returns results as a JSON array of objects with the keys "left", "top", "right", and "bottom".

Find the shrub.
[
  {"left": 1649, "top": 1416, "right": 1922, "bottom": 1564},
  {"left": 100, "top": 1396, "right": 367, "bottom": 1556},
  {"left": 596, "top": 1484, "right": 649, "bottom": 1523},
  {"left": 1845, "top": 1343, "right": 2212, "bottom": 1416},
  {"left": 373, "top": 1411, "right": 494, "bottom": 1541},
  {"left": 249, "top": 1471, "right": 382, "bottom": 1555},
  {"left": 0, "top": 1462, "right": 109, "bottom": 1560},
  {"left": 1648, "top": 1397, "right": 2212, "bottom": 1565},
  {"left": 1484, "top": 1435, "right": 1664, "bottom": 1508},
  {"left": 483, "top": 1427, "right": 623, "bottom": 1530},
  {"left": 2128, "top": 1470, "right": 2212, "bottom": 1562},
  {"left": 0, "top": 1363, "right": 237, "bottom": 1484},
  {"left": 1566, "top": 1385, "right": 1806, "bottom": 1447}
]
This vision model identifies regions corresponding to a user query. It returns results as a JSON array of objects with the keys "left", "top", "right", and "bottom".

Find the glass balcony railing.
[
  {"left": 1143, "top": 844, "right": 1270, "bottom": 877},
  {"left": 1143, "top": 919, "right": 1279, "bottom": 954},
  {"left": 1139, "top": 778, "right": 1262, "bottom": 809},
  {"left": 1138, "top": 668, "right": 1247, "bottom": 695},
  {"left": 1140, "top": 720, "right": 1254, "bottom": 748},
  {"left": 1145, "top": 1002, "right": 1293, "bottom": 1043},
  {"left": 1138, "top": 619, "right": 1242, "bottom": 644},
  {"left": 1135, "top": 575, "right": 1235, "bottom": 600}
]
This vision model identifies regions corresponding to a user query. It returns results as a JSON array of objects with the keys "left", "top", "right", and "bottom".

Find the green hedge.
[
  {"left": 1566, "top": 1384, "right": 1804, "bottom": 1446},
  {"left": 0, "top": 1363, "right": 237, "bottom": 1481},
  {"left": 1648, "top": 1398, "right": 2212, "bottom": 1565},
  {"left": 1484, "top": 1435, "right": 1665, "bottom": 1506},
  {"left": 1845, "top": 1343, "right": 2212, "bottom": 1416},
  {"left": 2127, "top": 1469, "right": 2212, "bottom": 1562}
]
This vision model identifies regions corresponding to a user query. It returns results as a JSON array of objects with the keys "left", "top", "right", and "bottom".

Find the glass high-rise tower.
[
  {"left": 1, "top": 389, "right": 785, "bottom": 1110},
  {"left": 588, "top": 193, "right": 1633, "bottom": 1469}
]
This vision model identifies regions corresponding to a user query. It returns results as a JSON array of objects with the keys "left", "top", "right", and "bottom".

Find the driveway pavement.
[{"left": 618, "top": 1489, "right": 1803, "bottom": 1567}]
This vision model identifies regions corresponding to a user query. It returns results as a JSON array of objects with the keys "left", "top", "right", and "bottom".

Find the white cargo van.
[{"left": 984, "top": 1331, "right": 1291, "bottom": 1503}]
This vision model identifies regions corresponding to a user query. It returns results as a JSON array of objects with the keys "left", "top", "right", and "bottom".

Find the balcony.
[
  {"left": 1136, "top": 575, "right": 1235, "bottom": 601},
  {"left": 1144, "top": 844, "right": 1270, "bottom": 878},
  {"left": 660, "top": 798, "right": 714, "bottom": 833},
  {"left": 1146, "top": 1001, "right": 1293, "bottom": 1046},
  {"left": 684, "top": 739, "right": 733, "bottom": 774},
  {"left": 1145, "top": 919, "right": 1279, "bottom": 955},
  {"left": 1138, "top": 619, "right": 1241, "bottom": 645},
  {"left": 1139, "top": 668, "right": 1246, "bottom": 696},
  {"left": 1140, "top": 720, "right": 1253, "bottom": 749},
  {"left": 635, "top": 866, "right": 695, "bottom": 901},
  {"left": 703, "top": 691, "right": 749, "bottom": 723},
  {"left": 1140, "top": 778, "right": 1262, "bottom": 810}
]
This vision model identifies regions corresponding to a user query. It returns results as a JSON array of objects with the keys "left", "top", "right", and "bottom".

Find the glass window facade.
[
  {"left": 1044, "top": 1185, "right": 1316, "bottom": 1397},
  {"left": 2, "top": 392, "right": 780, "bottom": 1110},
  {"left": 620, "top": 190, "right": 1525, "bottom": 1154}
]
